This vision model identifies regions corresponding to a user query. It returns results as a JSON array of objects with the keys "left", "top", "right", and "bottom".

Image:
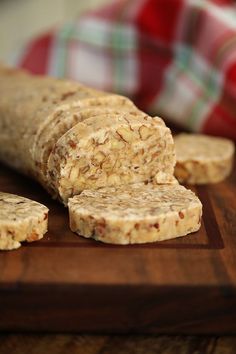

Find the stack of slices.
[{"left": 0, "top": 67, "right": 202, "bottom": 245}]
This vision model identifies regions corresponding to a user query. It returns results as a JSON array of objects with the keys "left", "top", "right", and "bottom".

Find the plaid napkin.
[{"left": 16, "top": 0, "right": 236, "bottom": 140}]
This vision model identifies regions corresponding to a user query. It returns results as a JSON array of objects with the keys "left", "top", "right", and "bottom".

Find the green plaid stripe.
[
  {"left": 49, "top": 19, "right": 137, "bottom": 91},
  {"left": 110, "top": 24, "right": 137, "bottom": 92},
  {"left": 154, "top": 45, "right": 222, "bottom": 130},
  {"left": 49, "top": 23, "right": 75, "bottom": 77},
  {"left": 60, "top": 21, "right": 136, "bottom": 50}
]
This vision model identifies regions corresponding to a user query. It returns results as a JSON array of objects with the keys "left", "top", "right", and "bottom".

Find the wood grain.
[
  {"left": 0, "top": 334, "right": 236, "bottom": 354},
  {"left": 0, "top": 160, "right": 235, "bottom": 334}
]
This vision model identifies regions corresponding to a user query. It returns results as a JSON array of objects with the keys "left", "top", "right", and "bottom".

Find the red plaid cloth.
[{"left": 16, "top": 0, "right": 236, "bottom": 140}]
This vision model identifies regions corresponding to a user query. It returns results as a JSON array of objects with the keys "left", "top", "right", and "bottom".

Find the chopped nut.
[
  {"left": 107, "top": 174, "right": 121, "bottom": 184},
  {"left": 116, "top": 127, "right": 134, "bottom": 143},
  {"left": 69, "top": 167, "right": 78, "bottom": 182},
  {"left": 60, "top": 91, "right": 76, "bottom": 101},
  {"left": 96, "top": 133, "right": 108, "bottom": 145},
  {"left": 76, "top": 157, "right": 87, "bottom": 168},
  {"left": 139, "top": 125, "right": 152, "bottom": 140},
  {"left": 27, "top": 231, "right": 39, "bottom": 242},
  {"left": 68, "top": 140, "right": 77, "bottom": 149},
  {"left": 110, "top": 139, "right": 126, "bottom": 149},
  {"left": 93, "top": 151, "right": 106, "bottom": 165},
  {"left": 80, "top": 165, "right": 90, "bottom": 174},
  {"left": 101, "top": 159, "right": 113, "bottom": 171}
]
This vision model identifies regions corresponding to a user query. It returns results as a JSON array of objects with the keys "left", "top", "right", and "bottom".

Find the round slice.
[
  {"left": 174, "top": 134, "right": 235, "bottom": 184},
  {"left": 33, "top": 103, "right": 142, "bottom": 185},
  {"left": 68, "top": 184, "right": 202, "bottom": 244},
  {"left": 0, "top": 192, "right": 48, "bottom": 250},
  {"left": 47, "top": 112, "right": 176, "bottom": 204}
]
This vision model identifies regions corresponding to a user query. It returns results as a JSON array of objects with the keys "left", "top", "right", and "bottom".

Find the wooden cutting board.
[{"left": 0, "top": 162, "right": 236, "bottom": 334}]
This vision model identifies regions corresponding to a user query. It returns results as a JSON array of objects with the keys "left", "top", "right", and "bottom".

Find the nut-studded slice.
[
  {"left": 68, "top": 184, "right": 202, "bottom": 244},
  {"left": 174, "top": 134, "right": 235, "bottom": 184},
  {"left": 47, "top": 113, "right": 176, "bottom": 204},
  {"left": 0, "top": 192, "right": 48, "bottom": 250},
  {"left": 33, "top": 102, "right": 142, "bottom": 185}
]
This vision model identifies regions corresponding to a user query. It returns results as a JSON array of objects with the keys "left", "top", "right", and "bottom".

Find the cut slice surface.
[
  {"left": 47, "top": 113, "right": 176, "bottom": 203},
  {"left": 68, "top": 184, "right": 202, "bottom": 244},
  {"left": 0, "top": 192, "right": 48, "bottom": 250},
  {"left": 33, "top": 101, "right": 141, "bottom": 185},
  {"left": 174, "top": 134, "right": 235, "bottom": 184}
]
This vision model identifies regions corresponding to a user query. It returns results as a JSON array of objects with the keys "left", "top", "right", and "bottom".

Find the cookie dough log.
[
  {"left": 68, "top": 184, "right": 202, "bottom": 244},
  {"left": 0, "top": 66, "right": 136, "bottom": 180},
  {"left": 47, "top": 112, "right": 176, "bottom": 204},
  {"left": 0, "top": 192, "right": 48, "bottom": 250},
  {"left": 174, "top": 134, "right": 235, "bottom": 184}
]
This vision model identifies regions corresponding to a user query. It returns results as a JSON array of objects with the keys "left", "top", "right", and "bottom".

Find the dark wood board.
[{"left": 0, "top": 161, "right": 236, "bottom": 334}]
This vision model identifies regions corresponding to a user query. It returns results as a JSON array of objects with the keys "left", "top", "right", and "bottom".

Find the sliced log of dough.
[
  {"left": 68, "top": 184, "right": 202, "bottom": 244},
  {"left": 0, "top": 67, "right": 176, "bottom": 203},
  {"left": 0, "top": 67, "right": 135, "bottom": 178},
  {"left": 47, "top": 113, "right": 176, "bottom": 204},
  {"left": 174, "top": 134, "right": 235, "bottom": 184},
  {"left": 0, "top": 192, "right": 48, "bottom": 250}
]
